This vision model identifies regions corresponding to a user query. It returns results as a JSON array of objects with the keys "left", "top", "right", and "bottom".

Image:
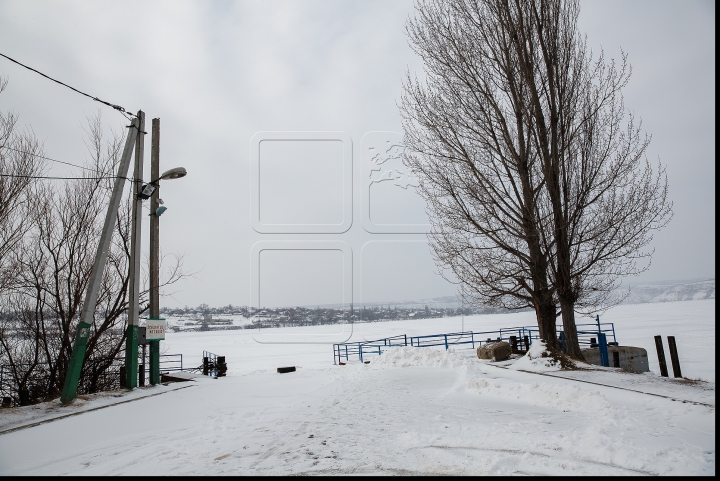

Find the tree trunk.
[
  {"left": 535, "top": 300, "right": 558, "bottom": 350},
  {"left": 560, "top": 300, "right": 584, "bottom": 360}
]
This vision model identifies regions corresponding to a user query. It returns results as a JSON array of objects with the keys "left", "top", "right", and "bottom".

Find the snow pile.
[
  {"left": 508, "top": 340, "right": 565, "bottom": 372},
  {"left": 371, "top": 346, "right": 468, "bottom": 368},
  {"left": 467, "top": 378, "right": 611, "bottom": 412}
]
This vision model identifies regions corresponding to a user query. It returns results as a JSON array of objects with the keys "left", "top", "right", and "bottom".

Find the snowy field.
[{"left": 0, "top": 299, "right": 714, "bottom": 475}]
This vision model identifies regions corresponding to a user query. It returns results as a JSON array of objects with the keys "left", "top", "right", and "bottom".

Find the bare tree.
[
  {"left": 1, "top": 113, "right": 189, "bottom": 404},
  {"left": 498, "top": 0, "right": 672, "bottom": 357},
  {"left": 400, "top": 0, "right": 560, "bottom": 346},
  {"left": 402, "top": 0, "right": 672, "bottom": 360},
  {"left": 0, "top": 76, "right": 43, "bottom": 294},
  {"left": 0, "top": 78, "right": 47, "bottom": 404}
]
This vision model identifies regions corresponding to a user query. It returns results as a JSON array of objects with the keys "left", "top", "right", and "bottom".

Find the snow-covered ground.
[{"left": 0, "top": 299, "right": 714, "bottom": 475}]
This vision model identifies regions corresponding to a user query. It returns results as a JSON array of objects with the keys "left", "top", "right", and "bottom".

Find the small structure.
[
  {"left": 581, "top": 346, "right": 649, "bottom": 373},
  {"left": 202, "top": 351, "right": 227, "bottom": 377}
]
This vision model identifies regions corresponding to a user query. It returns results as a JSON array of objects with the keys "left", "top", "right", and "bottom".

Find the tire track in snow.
[{"left": 418, "top": 445, "right": 658, "bottom": 476}]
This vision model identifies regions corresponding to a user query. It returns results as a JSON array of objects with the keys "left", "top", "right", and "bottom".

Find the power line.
[
  {"left": 1, "top": 145, "right": 96, "bottom": 172},
  {"left": 0, "top": 51, "right": 135, "bottom": 119},
  {"left": 0, "top": 173, "right": 136, "bottom": 181}
]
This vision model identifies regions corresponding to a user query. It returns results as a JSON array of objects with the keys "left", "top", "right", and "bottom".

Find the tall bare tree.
[
  {"left": 402, "top": 0, "right": 672, "bottom": 359},
  {"left": 400, "top": 0, "right": 559, "bottom": 346},
  {"left": 498, "top": 0, "right": 672, "bottom": 357}
]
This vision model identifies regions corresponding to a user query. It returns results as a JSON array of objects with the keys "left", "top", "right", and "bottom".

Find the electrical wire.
[
  {"left": 1, "top": 145, "right": 97, "bottom": 172},
  {"left": 0, "top": 51, "right": 135, "bottom": 119},
  {"left": 0, "top": 173, "right": 137, "bottom": 181}
]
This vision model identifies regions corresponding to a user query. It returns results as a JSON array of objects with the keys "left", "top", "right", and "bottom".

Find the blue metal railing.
[
  {"left": 409, "top": 327, "right": 538, "bottom": 350},
  {"left": 332, "top": 320, "right": 618, "bottom": 364},
  {"left": 334, "top": 335, "right": 408, "bottom": 364}
]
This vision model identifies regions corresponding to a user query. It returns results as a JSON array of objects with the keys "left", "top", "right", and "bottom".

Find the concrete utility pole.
[
  {"left": 60, "top": 117, "right": 140, "bottom": 404},
  {"left": 149, "top": 117, "right": 161, "bottom": 385},
  {"left": 125, "top": 110, "right": 145, "bottom": 389}
]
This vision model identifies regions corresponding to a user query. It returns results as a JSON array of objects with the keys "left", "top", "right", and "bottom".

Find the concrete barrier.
[{"left": 581, "top": 346, "right": 649, "bottom": 373}]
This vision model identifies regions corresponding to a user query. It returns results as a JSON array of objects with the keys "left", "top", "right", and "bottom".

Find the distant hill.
[
  {"left": 620, "top": 278, "right": 715, "bottom": 305},
  {"left": 269, "top": 278, "right": 715, "bottom": 311},
  {"left": 357, "top": 278, "right": 715, "bottom": 309}
]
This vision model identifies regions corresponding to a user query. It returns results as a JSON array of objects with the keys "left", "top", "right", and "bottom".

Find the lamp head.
[{"left": 160, "top": 167, "right": 187, "bottom": 180}]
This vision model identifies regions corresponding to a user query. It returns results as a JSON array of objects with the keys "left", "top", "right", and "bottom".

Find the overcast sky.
[{"left": 0, "top": 0, "right": 714, "bottom": 309}]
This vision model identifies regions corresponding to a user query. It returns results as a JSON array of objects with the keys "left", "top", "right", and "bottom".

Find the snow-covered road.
[{"left": 0, "top": 300, "right": 714, "bottom": 475}]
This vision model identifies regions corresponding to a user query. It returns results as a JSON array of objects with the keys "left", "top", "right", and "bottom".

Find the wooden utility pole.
[
  {"left": 667, "top": 336, "right": 682, "bottom": 378},
  {"left": 125, "top": 110, "right": 145, "bottom": 389},
  {"left": 654, "top": 335, "right": 669, "bottom": 377},
  {"left": 60, "top": 117, "right": 139, "bottom": 403},
  {"left": 149, "top": 118, "right": 161, "bottom": 385}
]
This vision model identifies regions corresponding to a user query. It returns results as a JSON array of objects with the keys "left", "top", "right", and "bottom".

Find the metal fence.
[
  {"left": 137, "top": 354, "right": 184, "bottom": 386},
  {"left": 333, "top": 321, "right": 618, "bottom": 365}
]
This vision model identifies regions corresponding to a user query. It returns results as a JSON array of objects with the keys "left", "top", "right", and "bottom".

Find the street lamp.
[
  {"left": 138, "top": 167, "right": 187, "bottom": 199},
  {"left": 125, "top": 115, "right": 188, "bottom": 390},
  {"left": 132, "top": 165, "right": 186, "bottom": 386}
]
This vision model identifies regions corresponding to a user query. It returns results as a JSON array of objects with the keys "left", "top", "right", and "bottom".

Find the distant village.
[{"left": 159, "top": 303, "right": 505, "bottom": 332}]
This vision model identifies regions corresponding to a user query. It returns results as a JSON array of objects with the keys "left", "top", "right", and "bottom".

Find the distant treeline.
[{"left": 162, "top": 304, "right": 518, "bottom": 332}]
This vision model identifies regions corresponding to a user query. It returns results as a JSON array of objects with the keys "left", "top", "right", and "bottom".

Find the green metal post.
[
  {"left": 59, "top": 118, "right": 139, "bottom": 404},
  {"left": 60, "top": 321, "right": 91, "bottom": 402},
  {"left": 124, "top": 111, "right": 145, "bottom": 390},
  {"left": 149, "top": 340, "right": 160, "bottom": 385},
  {"left": 124, "top": 324, "right": 139, "bottom": 388}
]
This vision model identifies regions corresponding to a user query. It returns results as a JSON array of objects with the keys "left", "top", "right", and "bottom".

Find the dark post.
[
  {"left": 217, "top": 356, "right": 227, "bottom": 377},
  {"left": 510, "top": 336, "right": 518, "bottom": 353},
  {"left": 149, "top": 118, "right": 161, "bottom": 385},
  {"left": 523, "top": 335, "right": 529, "bottom": 351},
  {"left": 203, "top": 357, "right": 209, "bottom": 376},
  {"left": 654, "top": 335, "right": 669, "bottom": 377},
  {"left": 667, "top": 336, "right": 682, "bottom": 378},
  {"left": 598, "top": 333, "right": 609, "bottom": 367},
  {"left": 612, "top": 350, "right": 620, "bottom": 368}
]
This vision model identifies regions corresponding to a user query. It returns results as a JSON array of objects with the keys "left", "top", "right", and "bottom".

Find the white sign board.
[{"left": 146, "top": 319, "right": 166, "bottom": 340}]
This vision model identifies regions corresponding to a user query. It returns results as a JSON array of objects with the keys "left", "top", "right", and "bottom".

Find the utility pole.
[
  {"left": 125, "top": 110, "right": 145, "bottom": 389},
  {"left": 149, "top": 117, "right": 161, "bottom": 385},
  {"left": 60, "top": 117, "right": 139, "bottom": 404}
]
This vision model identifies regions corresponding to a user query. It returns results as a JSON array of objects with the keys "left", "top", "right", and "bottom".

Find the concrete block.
[
  {"left": 581, "top": 345, "right": 649, "bottom": 373},
  {"left": 477, "top": 341, "right": 512, "bottom": 362}
]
